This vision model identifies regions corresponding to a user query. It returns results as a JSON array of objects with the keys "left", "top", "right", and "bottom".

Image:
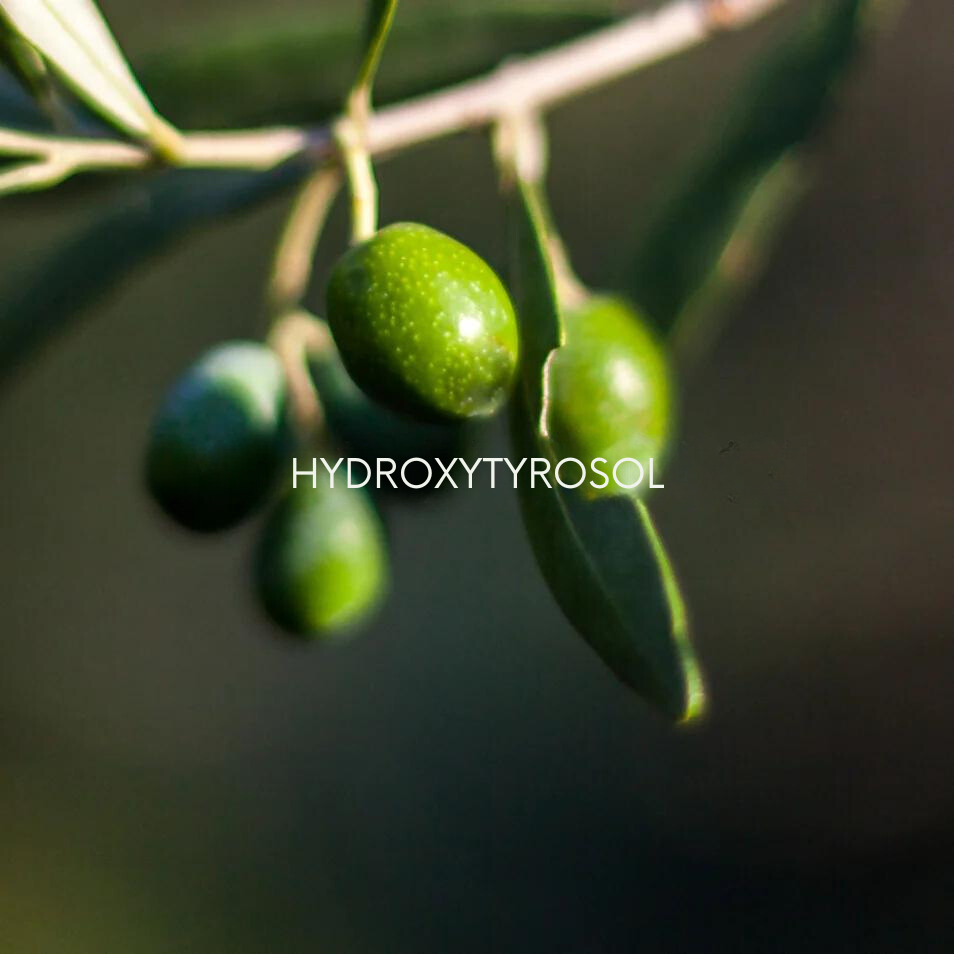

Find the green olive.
[
  {"left": 308, "top": 346, "right": 468, "bottom": 486},
  {"left": 145, "top": 341, "right": 288, "bottom": 532},
  {"left": 548, "top": 296, "right": 673, "bottom": 497},
  {"left": 255, "top": 477, "right": 389, "bottom": 636},
  {"left": 326, "top": 222, "right": 519, "bottom": 421}
]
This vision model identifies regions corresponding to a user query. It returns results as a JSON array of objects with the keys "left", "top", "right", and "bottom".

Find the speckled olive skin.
[
  {"left": 145, "top": 342, "right": 287, "bottom": 532},
  {"left": 255, "top": 478, "right": 388, "bottom": 636},
  {"left": 326, "top": 223, "right": 519, "bottom": 421},
  {"left": 548, "top": 296, "right": 673, "bottom": 497}
]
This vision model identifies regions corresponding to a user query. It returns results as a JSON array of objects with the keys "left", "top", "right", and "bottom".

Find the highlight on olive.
[{"left": 326, "top": 223, "right": 519, "bottom": 422}]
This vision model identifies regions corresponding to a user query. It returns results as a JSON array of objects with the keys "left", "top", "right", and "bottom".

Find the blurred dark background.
[{"left": 1, "top": 0, "right": 953, "bottom": 950}]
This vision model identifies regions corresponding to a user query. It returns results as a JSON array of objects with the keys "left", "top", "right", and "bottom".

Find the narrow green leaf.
[
  {"left": 667, "top": 156, "right": 807, "bottom": 367},
  {"left": 508, "top": 180, "right": 704, "bottom": 720},
  {"left": 139, "top": 5, "right": 618, "bottom": 129},
  {"left": 0, "top": 161, "right": 307, "bottom": 384},
  {"left": 0, "top": 0, "right": 168, "bottom": 142},
  {"left": 626, "top": 0, "right": 877, "bottom": 343},
  {"left": 0, "top": 18, "right": 52, "bottom": 105},
  {"left": 507, "top": 180, "right": 563, "bottom": 430},
  {"left": 355, "top": 0, "right": 399, "bottom": 95}
]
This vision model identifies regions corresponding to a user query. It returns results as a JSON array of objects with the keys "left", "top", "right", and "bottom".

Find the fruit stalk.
[
  {"left": 495, "top": 113, "right": 587, "bottom": 313},
  {"left": 267, "top": 166, "right": 343, "bottom": 318},
  {"left": 268, "top": 310, "right": 332, "bottom": 442},
  {"left": 335, "top": 114, "right": 379, "bottom": 244}
]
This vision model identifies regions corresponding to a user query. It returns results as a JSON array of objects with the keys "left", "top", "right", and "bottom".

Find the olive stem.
[
  {"left": 267, "top": 309, "right": 333, "bottom": 443},
  {"left": 335, "top": 105, "right": 379, "bottom": 244},
  {"left": 0, "top": 0, "right": 785, "bottom": 195},
  {"left": 495, "top": 112, "right": 589, "bottom": 312},
  {"left": 548, "top": 235, "right": 591, "bottom": 313},
  {"left": 267, "top": 165, "right": 343, "bottom": 319}
]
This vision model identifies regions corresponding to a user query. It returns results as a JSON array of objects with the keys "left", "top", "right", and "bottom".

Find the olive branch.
[
  {"left": 0, "top": 0, "right": 894, "bottom": 719},
  {"left": 0, "top": 0, "right": 784, "bottom": 196}
]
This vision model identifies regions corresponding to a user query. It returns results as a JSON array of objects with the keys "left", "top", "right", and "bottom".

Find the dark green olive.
[
  {"left": 308, "top": 346, "right": 469, "bottom": 493},
  {"left": 255, "top": 477, "right": 388, "bottom": 636},
  {"left": 548, "top": 296, "right": 673, "bottom": 497},
  {"left": 145, "top": 341, "right": 287, "bottom": 532},
  {"left": 326, "top": 222, "right": 519, "bottom": 421}
]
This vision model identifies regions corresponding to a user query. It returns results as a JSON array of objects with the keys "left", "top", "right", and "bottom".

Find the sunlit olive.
[{"left": 326, "top": 223, "right": 519, "bottom": 421}]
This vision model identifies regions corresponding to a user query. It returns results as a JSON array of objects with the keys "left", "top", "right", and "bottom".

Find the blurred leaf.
[
  {"left": 140, "top": 4, "right": 618, "bottom": 129},
  {"left": 0, "top": 71, "right": 47, "bottom": 127},
  {"left": 0, "top": 0, "right": 166, "bottom": 141},
  {"left": 627, "top": 0, "right": 877, "bottom": 352},
  {"left": 0, "top": 18, "right": 54, "bottom": 110},
  {"left": 356, "top": 0, "right": 399, "bottom": 94},
  {"left": 0, "top": 161, "right": 306, "bottom": 383},
  {"left": 508, "top": 179, "right": 704, "bottom": 720}
]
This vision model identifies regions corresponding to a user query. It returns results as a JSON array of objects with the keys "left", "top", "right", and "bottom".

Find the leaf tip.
[{"left": 677, "top": 666, "right": 708, "bottom": 725}]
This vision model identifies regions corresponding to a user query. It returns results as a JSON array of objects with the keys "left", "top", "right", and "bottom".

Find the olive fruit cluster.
[
  {"left": 144, "top": 222, "right": 519, "bottom": 639},
  {"left": 548, "top": 295, "right": 673, "bottom": 497},
  {"left": 144, "top": 220, "right": 672, "bottom": 642},
  {"left": 145, "top": 340, "right": 388, "bottom": 637}
]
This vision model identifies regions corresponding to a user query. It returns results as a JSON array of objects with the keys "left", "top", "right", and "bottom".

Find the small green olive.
[
  {"left": 548, "top": 296, "right": 673, "bottom": 497},
  {"left": 326, "top": 222, "right": 519, "bottom": 421},
  {"left": 308, "top": 346, "right": 468, "bottom": 490},
  {"left": 255, "top": 477, "right": 389, "bottom": 636},
  {"left": 145, "top": 341, "right": 287, "bottom": 532}
]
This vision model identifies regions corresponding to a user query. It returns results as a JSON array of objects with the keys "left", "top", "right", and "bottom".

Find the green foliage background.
[{"left": 0, "top": 0, "right": 952, "bottom": 950}]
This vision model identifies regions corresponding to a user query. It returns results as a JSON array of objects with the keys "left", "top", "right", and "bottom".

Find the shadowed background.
[{"left": 1, "top": 0, "right": 953, "bottom": 950}]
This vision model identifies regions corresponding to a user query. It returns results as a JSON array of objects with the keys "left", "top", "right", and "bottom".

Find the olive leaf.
[
  {"left": 0, "top": 162, "right": 307, "bottom": 384},
  {"left": 356, "top": 0, "right": 400, "bottom": 95},
  {"left": 0, "top": 55, "right": 52, "bottom": 129},
  {"left": 0, "top": 17, "right": 54, "bottom": 110},
  {"left": 626, "top": 0, "right": 879, "bottom": 356},
  {"left": 0, "top": 0, "right": 173, "bottom": 146},
  {"left": 138, "top": 5, "right": 618, "bottom": 129},
  {"left": 508, "top": 179, "right": 704, "bottom": 720}
]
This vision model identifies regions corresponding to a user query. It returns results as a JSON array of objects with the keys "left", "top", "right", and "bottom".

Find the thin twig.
[
  {"left": 494, "top": 111, "right": 589, "bottom": 309},
  {"left": 334, "top": 115, "right": 379, "bottom": 243},
  {"left": 0, "top": 0, "right": 785, "bottom": 193},
  {"left": 267, "top": 309, "right": 333, "bottom": 441},
  {"left": 0, "top": 128, "right": 152, "bottom": 194},
  {"left": 361, "top": 0, "right": 783, "bottom": 159},
  {"left": 267, "top": 166, "right": 343, "bottom": 317},
  {"left": 0, "top": 159, "right": 70, "bottom": 193}
]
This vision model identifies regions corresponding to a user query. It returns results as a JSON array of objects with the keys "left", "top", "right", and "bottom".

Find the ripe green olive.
[
  {"left": 255, "top": 478, "right": 389, "bottom": 636},
  {"left": 326, "top": 223, "right": 519, "bottom": 421},
  {"left": 548, "top": 296, "right": 673, "bottom": 496},
  {"left": 145, "top": 341, "right": 288, "bottom": 532}
]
